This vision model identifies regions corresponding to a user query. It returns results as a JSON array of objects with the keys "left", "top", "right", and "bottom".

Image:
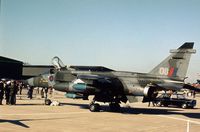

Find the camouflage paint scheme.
[{"left": 26, "top": 42, "right": 198, "bottom": 112}]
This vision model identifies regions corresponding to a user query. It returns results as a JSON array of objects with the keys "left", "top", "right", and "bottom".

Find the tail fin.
[{"left": 149, "top": 42, "right": 196, "bottom": 80}]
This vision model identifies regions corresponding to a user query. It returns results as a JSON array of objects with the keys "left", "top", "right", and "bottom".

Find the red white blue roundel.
[{"left": 49, "top": 75, "right": 54, "bottom": 82}]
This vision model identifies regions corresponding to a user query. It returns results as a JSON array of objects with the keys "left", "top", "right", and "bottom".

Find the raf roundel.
[{"left": 49, "top": 75, "right": 54, "bottom": 82}]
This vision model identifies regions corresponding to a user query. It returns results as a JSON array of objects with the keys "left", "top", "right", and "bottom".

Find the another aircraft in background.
[{"left": 26, "top": 42, "right": 200, "bottom": 112}]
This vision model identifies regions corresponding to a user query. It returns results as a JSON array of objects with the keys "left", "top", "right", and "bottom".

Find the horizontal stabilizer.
[
  {"left": 170, "top": 49, "right": 196, "bottom": 53},
  {"left": 183, "top": 84, "right": 200, "bottom": 92}
]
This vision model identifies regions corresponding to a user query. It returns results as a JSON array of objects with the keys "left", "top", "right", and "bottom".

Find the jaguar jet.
[{"left": 26, "top": 42, "right": 198, "bottom": 112}]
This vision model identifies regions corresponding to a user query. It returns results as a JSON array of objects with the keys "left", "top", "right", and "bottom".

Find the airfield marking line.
[
  {"left": 0, "top": 111, "right": 90, "bottom": 116},
  {"left": 156, "top": 115, "right": 200, "bottom": 125}
]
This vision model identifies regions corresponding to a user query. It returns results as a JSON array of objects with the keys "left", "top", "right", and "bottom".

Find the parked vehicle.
[{"left": 154, "top": 93, "right": 196, "bottom": 109}]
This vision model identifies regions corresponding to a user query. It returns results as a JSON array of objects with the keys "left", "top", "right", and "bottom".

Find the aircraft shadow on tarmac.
[
  {"left": 121, "top": 107, "right": 200, "bottom": 119},
  {"left": 61, "top": 103, "right": 200, "bottom": 119},
  {"left": 0, "top": 117, "right": 75, "bottom": 128},
  {"left": 1, "top": 104, "right": 199, "bottom": 128},
  {"left": 0, "top": 119, "right": 30, "bottom": 128}
]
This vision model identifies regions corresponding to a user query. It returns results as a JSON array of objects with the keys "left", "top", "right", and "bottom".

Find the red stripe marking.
[{"left": 168, "top": 67, "right": 174, "bottom": 77}]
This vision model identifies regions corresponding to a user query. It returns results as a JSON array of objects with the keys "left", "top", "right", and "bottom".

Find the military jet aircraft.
[{"left": 26, "top": 42, "right": 199, "bottom": 112}]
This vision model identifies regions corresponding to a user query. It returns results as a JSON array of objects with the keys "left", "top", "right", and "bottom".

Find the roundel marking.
[{"left": 49, "top": 75, "right": 54, "bottom": 82}]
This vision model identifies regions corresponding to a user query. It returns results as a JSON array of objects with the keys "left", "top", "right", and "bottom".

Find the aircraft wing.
[
  {"left": 75, "top": 74, "right": 127, "bottom": 104},
  {"left": 77, "top": 74, "right": 110, "bottom": 80},
  {"left": 77, "top": 74, "right": 112, "bottom": 84},
  {"left": 77, "top": 74, "right": 200, "bottom": 93}
]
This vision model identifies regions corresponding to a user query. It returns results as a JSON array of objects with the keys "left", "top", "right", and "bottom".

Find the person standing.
[
  {"left": 9, "top": 81, "right": 18, "bottom": 105},
  {"left": 0, "top": 81, "right": 4, "bottom": 105},
  {"left": 148, "top": 91, "right": 158, "bottom": 107},
  {"left": 27, "top": 85, "right": 33, "bottom": 99},
  {"left": 41, "top": 88, "right": 44, "bottom": 98},
  {"left": 13, "top": 81, "right": 18, "bottom": 104},
  {"left": 5, "top": 81, "right": 11, "bottom": 105},
  {"left": 18, "top": 82, "right": 23, "bottom": 95},
  {"left": 44, "top": 87, "right": 48, "bottom": 99}
]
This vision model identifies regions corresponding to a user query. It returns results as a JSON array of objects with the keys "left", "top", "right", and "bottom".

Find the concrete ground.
[{"left": 0, "top": 90, "right": 200, "bottom": 132}]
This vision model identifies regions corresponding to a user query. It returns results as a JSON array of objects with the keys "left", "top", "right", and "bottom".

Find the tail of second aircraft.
[{"left": 149, "top": 42, "right": 196, "bottom": 80}]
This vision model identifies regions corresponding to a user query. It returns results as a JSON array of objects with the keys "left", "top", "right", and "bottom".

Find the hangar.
[
  {"left": 0, "top": 56, "right": 53, "bottom": 80},
  {"left": 0, "top": 56, "right": 23, "bottom": 79}
]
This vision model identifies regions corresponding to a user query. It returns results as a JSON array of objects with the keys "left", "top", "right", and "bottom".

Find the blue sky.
[{"left": 1, "top": 0, "right": 200, "bottom": 82}]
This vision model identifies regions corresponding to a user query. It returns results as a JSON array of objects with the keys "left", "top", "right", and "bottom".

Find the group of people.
[
  {"left": 0, "top": 79, "right": 53, "bottom": 105},
  {"left": 28, "top": 87, "right": 51, "bottom": 99},
  {"left": 0, "top": 80, "right": 21, "bottom": 105}
]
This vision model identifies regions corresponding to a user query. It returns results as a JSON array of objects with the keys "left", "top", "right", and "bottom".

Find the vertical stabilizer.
[{"left": 149, "top": 42, "right": 196, "bottom": 80}]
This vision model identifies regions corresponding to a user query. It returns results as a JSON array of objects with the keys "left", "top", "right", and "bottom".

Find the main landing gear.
[
  {"left": 89, "top": 102, "right": 101, "bottom": 112},
  {"left": 45, "top": 98, "right": 52, "bottom": 105},
  {"left": 89, "top": 98, "right": 121, "bottom": 112}
]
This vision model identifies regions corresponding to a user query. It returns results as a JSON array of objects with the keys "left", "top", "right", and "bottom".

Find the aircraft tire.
[
  {"left": 89, "top": 103, "right": 100, "bottom": 112},
  {"left": 45, "top": 99, "right": 52, "bottom": 105}
]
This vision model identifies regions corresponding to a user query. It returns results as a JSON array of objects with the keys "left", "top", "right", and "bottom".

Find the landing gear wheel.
[
  {"left": 109, "top": 103, "right": 121, "bottom": 112},
  {"left": 89, "top": 103, "right": 100, "bottom": 112},
  {"left": 45, "top": 99, "right": 52, "bottom": 105},
  {"left": 156, "top": 101, "right": 162, "bottom": 107}
]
